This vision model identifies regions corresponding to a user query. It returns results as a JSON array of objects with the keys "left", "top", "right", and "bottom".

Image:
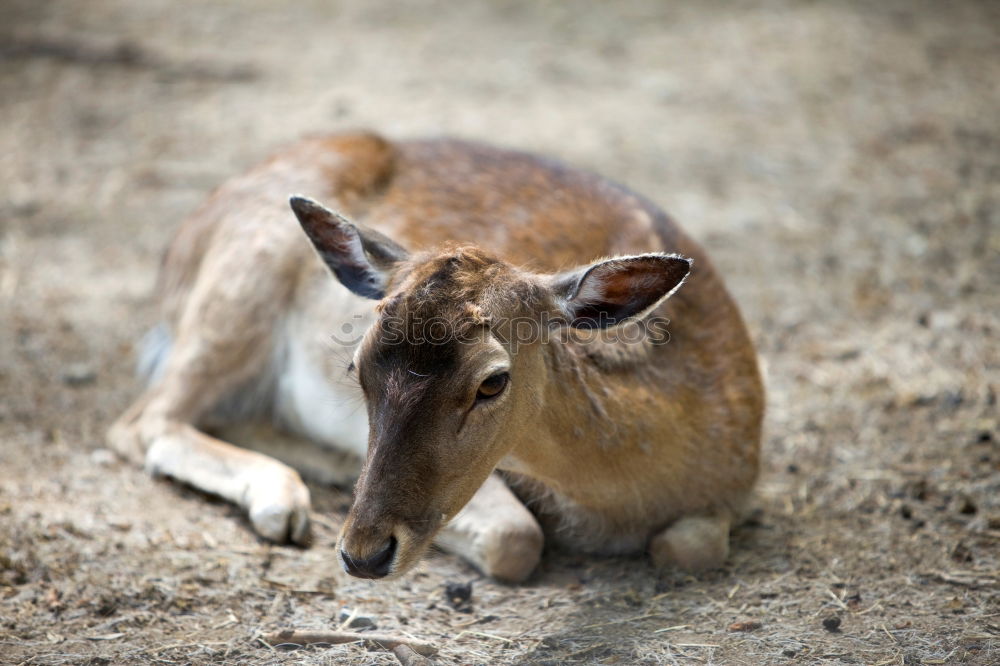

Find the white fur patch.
[{"left": 274, "top": 309, "right": 371, "bottom": 459}]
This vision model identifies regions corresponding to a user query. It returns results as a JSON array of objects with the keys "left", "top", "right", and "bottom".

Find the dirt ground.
[{"left": 1, "top": 0, "right": 998, "bottom": 664}]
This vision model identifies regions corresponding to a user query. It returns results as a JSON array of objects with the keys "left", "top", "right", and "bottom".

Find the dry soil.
[{"left": 1, "top": 1, "right": 998, "bottom": 664}]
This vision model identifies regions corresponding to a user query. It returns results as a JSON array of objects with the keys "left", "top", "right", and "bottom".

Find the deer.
[{"left": 108, "top": 131, "right": 764, "bottom": 583}]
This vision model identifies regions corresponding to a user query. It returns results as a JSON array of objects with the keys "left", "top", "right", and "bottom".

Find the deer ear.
[
  {"left": 290, "top": 195, "right": 409, "bottom": 300},
  {"left": 549, "top": 254, "right": 691, "bottom": 329}
]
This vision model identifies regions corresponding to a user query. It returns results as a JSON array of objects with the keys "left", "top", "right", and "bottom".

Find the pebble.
[
  {"left": 337, "top": 607, "right": 376, "bottom": 630},
  {"left": 62, "top": 363, "right": 97, "bottom": 386},
  {"left": 728, "top": 620, "right": 762, "bottom": 632},
  {"left": 444, "top": 580, "right": 474, "bottom": 612},
  {"left": 90, "top": 448, "right": 117, "bottom": 466},
  {"left": 822, "top": 616, "right": 842, "bottom": 633}
]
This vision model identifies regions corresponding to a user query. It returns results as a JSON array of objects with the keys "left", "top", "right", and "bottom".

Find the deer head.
[{"left": 290, "top": 196, "right": 690, "bottom": 579}]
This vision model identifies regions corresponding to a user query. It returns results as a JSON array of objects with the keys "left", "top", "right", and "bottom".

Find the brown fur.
[{"left": 110, "top": 131, "right": 764, "bottom": 581}]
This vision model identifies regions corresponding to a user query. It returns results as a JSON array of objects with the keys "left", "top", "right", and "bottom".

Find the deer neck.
[{"left": 501, "top": 335, "right": 645, "bottom": 502}]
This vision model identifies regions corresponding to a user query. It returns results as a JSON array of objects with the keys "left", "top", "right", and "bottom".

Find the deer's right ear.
[{"left": 290, "top": 195, "right": 409, "bottom": 300}]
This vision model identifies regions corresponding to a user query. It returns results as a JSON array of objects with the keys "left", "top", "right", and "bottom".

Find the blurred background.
[{"left": 2, "top": 1, "right": 998, "bottom": 664}]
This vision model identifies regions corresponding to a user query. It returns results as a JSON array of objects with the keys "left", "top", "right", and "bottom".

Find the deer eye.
[{"left": 476, "top": 372, "right": 509, "bottom": 402}]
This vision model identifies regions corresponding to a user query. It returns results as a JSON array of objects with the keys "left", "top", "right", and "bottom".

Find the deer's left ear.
[
  {"left": 290, "top": 195, "right": 409, "bottom": 300},
  {"left": 547, "top": 254, "right": 691, "bottom": 329}
]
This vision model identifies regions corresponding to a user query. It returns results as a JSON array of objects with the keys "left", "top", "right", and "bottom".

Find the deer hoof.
[
  {"left": 479, "top": 522, "right": 544, "bottom": 583},
  {"left": 649, "top": 514, "right": 730, "bottom": 572},
  {"left": 245, "top": 469, "right": 313, "bottom": 545}
]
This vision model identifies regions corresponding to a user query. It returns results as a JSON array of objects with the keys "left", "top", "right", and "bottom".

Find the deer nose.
[{"left": 340, "top": 536, "right": 397, "bottom": 579}]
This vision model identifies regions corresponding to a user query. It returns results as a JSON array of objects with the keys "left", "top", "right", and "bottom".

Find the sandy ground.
[{"left": 1, "top": 0, "right": 998, "bottom": 664}]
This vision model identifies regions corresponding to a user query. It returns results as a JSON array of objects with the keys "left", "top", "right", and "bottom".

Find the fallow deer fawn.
[{"left": 109, "top": 132, "right": 763, "bottom": 582}]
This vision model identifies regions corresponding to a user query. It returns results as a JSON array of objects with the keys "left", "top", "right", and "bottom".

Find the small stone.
[
  {"left": 90, "top": 448, "right": 117, "bottom": 466},
  {"left": 62, "top": 364, "right": 97, "bottom": 387},
  {"left": 928, "top": 311, "right": 958, "bottom": 330},
  {"left": 728, "top": 620, "right": 762, "bottom": 632},
  {"left": 444, "top": 580, "right": 473, "bottom": 612},
  {"left": 337, "top": 607, "right": 377, "bottom": 630},
  {"left": 622, "top": 588, "right": 643, "bottom": 608},
  {"left": 907, "top": 479, "right": 930, "bottom": 502},
  {"left": 951, "top": 541, "right": 973, "bottom": 563},
  {"left": 107, "top": 518, "right": 132, "bottom": 532},
  {"left": 822, "top": 615, "right": 842, "bottom": 633},
  {"left": 958, "top": 497, "right": 977, "bottom": 515}
]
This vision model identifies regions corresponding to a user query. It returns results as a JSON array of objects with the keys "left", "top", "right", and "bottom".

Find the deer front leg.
[
  {"left": 108, "top": 226, "right": 319, "bottom": 544},
  {"left": 109, "top": 402, "right": 312, "bottom": 545},
  {"left": 143, "top": 421, "right": 311, "bottom": 543},
  {"left": 434, "top": 474, "right": 543, "bottom": 583},
  {"left": 648, "top": 513, "right": 731, "bottom": 571}
]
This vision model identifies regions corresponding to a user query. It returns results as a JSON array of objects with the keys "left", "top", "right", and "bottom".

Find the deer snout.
[{"left": 340, "top": 535, "right": 397, "bottom": 579}]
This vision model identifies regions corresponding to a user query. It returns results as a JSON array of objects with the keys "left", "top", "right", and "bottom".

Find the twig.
[
  {"left": 392, "top": 644, "right": 435, "bottom": 666},
  {"left": 579, "top": 612, "right": 665, "bottom": 631},
  {"left": 826, "top": 588, "right": 849, "bottom": 610},
  {"left": 261, "top": 578, "right": 331, "bottom": 594},
  {"left": 453, "top": 630, "right": 513, "bottom": 644},
  {"left": 262, "top": 630, "right": 437, "bottom": 656},
  {"left": 562, "top": 643, "right": 605, "bottom": 661},
  {"left": 855, "top": 603, "right": 884, "bottom": 615},
  {"left": 926, "top": 570, "right": 999, "bottom": 589}
]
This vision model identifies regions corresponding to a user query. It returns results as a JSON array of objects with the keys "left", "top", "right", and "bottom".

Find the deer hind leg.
[
  {"left": 648, "top": 513, "right": 732, "bottom": 572},
  {"left": 433, "top": 474, "right": 544, "bottom": 583},
  {"left": 108, "top": 251, "right": 312, "bottom": 544}
]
